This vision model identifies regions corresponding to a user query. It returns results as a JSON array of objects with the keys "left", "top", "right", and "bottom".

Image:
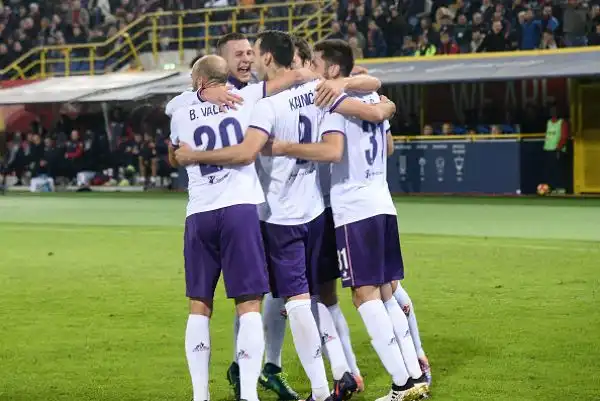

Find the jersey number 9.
[{"left": 296, "top": 114, "right": 312, "bottom": 165}]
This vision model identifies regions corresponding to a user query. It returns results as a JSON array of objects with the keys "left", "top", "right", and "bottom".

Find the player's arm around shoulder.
[
  {"left": 333, "top": 94, "right": 396, "bottom": 123},
  {"left": 264, "top": 68, "right": 319, "bottom": 97},
  {"left": 267, "top": 112, "right": 345, "bottom": 163}
]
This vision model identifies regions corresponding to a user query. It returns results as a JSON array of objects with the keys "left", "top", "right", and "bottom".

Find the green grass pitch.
[{"left": 1, "top": 193, "right": 599, "bottom": 401}]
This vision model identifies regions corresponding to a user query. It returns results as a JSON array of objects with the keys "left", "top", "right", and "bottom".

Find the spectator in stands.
[
  {"left": 490, "top": 125, "right": 503, "bottom": 135},
  {"left": 438, "top": 31, "right": 460, "bottom": 54},
  {"left": 64, "top": 130, "right": 84, "bottom": 181},
  {"left": 346, "top": 22, "right": 366, "bottom": 55},
  {"left": 415, "top": 34, "right": 436, "bottom": 56},
  {"left": 563, "top": 0, "right": 589, "bottom": 47},
  {"left": 471, "top": 12, "right": 487, "bottom": 34},
  {"left": 0, "top": 43, "right": 9, "bottom": 69},
  {"left": 519, "top": 9, "right": 542, "bottom": 50},
  {"left": 416, "top": 16, "right": 439, "bottom": 45},
  {"left": 454, "top": 14, "right": 471, "bottom": 53},
  {"left": 329, "top": 21, "right": 344, "bottom": 40},
  {"left": 348, "top": 36, "right": 364, "bottom": 59},
  {"left": 422, "top": 125, "right": 434, "bottom": 136},
  {"left": 401, "top": 35, "right": 416, "bottom": 56},
  {"left": 442, "top": 123, "right": 453, "bottom": 135},
  {"left": 540, "top": 30, "right": 558, "bottom": 49},
  {"left": 588, "top": 19, "right": 600, "bottom": 45},
  {"left": 541, "top": 5, "right": 560, "bottom": 34},
  {"left": 366, "top": 19, "right": 387, "bottom": 57},
  {"left": 477, "top": 20, "right": 508, "bottom": 52}
]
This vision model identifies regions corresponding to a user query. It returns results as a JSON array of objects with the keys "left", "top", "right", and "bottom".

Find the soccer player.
[
  {"left": 292, "top": 34, "right": 365, "bottom": 393},
  {"left": 265, "top": 39, "right": 428, "bottom": 401},
  {"left": 174, "top": 31, "right": 395, "bottom": 401},
  {"left": 169, "top": 55, "right": 272, "bottom": 401},
  {"left": 166, "top": 32, "right": 316, "bottom": 401}
]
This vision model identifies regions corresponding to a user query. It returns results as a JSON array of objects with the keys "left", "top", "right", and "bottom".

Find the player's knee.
[
  {"left": 318, "top": 280, "right": 338, "bottom": 306},
  {"left": 189, "top": 297, "right": 213, "bottom": 317},
  {"left": 391, "top": 279, "right": 399, "bottom": 293},
  {"left": 380, "top": 282, "right": 394, "bottom": 302},
  {"left": 235, "top": 295, "right": 263, "bottom": 315},
  {"left": 351, "top": 285, "right": 380, "bottom": 308}
]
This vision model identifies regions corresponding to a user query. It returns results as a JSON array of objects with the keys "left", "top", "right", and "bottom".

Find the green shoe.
[
  {"left": 226, "top": 362, "right": 241, "bottom": 400},
  {"left": 258, "top": 363, "right": 299, "bottom": 400}
]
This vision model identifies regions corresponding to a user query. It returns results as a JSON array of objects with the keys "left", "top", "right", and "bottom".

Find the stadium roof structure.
[
  {"left": 1, "top": 49, "right": 600, "bottom": 104},
  {"left": 0, "top": 71, "right": 178, "bottom": 105},
  {"left": 360, "top": 47, "right": 600, "bottom": 84}
]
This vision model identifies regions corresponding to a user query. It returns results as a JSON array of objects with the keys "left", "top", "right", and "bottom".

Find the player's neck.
[{"left": 267, "top": 66, "right": 290, "bottom": 81}]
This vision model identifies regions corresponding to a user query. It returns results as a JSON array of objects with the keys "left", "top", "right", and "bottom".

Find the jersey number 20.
[{"left": 193, "top": 117, "right": 244, "bottom": 176}]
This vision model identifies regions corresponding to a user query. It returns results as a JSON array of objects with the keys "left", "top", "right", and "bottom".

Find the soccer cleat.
[
  {"left": 353, "top": 373, "right": 364, "bottom": 392},
  {"left": 333, "top": 371, "right": 358, "bottom": 400},
  {"left": 259, "top": 362, "right": 300, "bottom": 400},
  {"left": 410, "top": 375, "right": 430, "bottom": 399},
  {"left": 226, "top": 361, "right": 241, "bottom": 400},
  {"left": 374, "top": 382, "right": 421, "bottom": 401},
  {"left": 418, "top": 357, "right": 432, "bottom": 386}
]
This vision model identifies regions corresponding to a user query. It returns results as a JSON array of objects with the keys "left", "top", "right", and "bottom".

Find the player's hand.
[
  {"left": 174, "top": 142, "right": 197, "bottom": 166},
  {"left": 294, "top": 67, "right": 319, "bottom": 83},
  {"left": 315, "top": 79, "right": 346, "bottom": 108},
  {"left": 351, "top": 65, "right": 368, "bottom": 75},
  {"left": 201, "top": 86, "right": 243, "bottom": 110},
  {"left": 378, "top": 95, "right": 396, "bottom": 119}
]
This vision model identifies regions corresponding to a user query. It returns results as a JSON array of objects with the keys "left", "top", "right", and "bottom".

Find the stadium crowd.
[{"left": 2, "top": 0, "right": 600, "bottom": 72}]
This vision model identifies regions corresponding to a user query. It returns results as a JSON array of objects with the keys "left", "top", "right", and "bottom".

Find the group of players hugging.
[{"left": 166, "top": 30, "right": 431, "bottom": 401}]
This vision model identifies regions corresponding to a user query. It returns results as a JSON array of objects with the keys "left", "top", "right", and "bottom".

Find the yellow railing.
[
  {"left": 0, "top": 1, "right": 335, "bottom": 80},
  {"left": 393, "top": 133, "right": 545, "bottom": 141}
]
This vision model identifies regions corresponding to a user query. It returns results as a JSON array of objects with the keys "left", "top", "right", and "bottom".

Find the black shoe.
[
  {"left": 332, "top": 372, "right": 358, "bottom": 401},
  {"left": 226, "top": 361, "right": 241, "bottom": 400}
]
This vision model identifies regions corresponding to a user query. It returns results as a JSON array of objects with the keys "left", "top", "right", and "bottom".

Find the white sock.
[
  {"left": 263, "top": 293, "right": 286, "bottom": 367},
  {"left": 237, "top": 312, "right": 265, "bottom": 401},
  {"left": 357, "top": 299, "right": 410, "bottom": 387},
  {"left": 233, "top": 314, "right": 240, "bottom": 363},
  {"left": 328, "top": 303, "right": 360, "bottom": 376},
  {"left": 393, "top": 284, "right": 426, "bottom": 358},
  {"left": 384, "top": 298, "right": 422, "bottom": 379},
  {"left": 185, "top": 314, "right": 211, "bottom": 401},
  {"left": 286, "top": 299, "right": 330, "bottom": 401},
  {"left": 312, "top": 301, "right": 351, "bottom": 380}
]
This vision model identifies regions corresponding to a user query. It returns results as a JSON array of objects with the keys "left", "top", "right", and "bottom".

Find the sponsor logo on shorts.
[{"left": 193, "top": 342, "right": 210, "bottom": 352}]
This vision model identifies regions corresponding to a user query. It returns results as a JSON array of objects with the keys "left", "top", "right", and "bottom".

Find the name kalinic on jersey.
[
  {"left": 170, "top": 83, "right": 266, "bottom": 217},
  {"left": 250, "top": 80, "right": 344, "bottom": 226},
  {"left": 321, "top": 91, "right": 396, "bottom": 227}
]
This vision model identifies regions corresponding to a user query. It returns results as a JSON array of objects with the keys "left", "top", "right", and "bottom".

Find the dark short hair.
[
  {"left": 256, "top": 30, "right": 294, "bottom": 68},
  {"left": 313, "top": 39, "right": 354, "bottom": 77},
  {"left": 292, "top": 35, "right": 312, "bottom": 65},
  {"left": 216, "top": 32, "right": 248, "bottom": 55}
]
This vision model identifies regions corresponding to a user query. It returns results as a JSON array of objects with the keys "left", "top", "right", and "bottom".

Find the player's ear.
[
  {"left": 264, "top": 52, "right": 273, "bottom": 68},
  {"left": 329, "top": 64, "right": 340, "bottom": 79}
]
